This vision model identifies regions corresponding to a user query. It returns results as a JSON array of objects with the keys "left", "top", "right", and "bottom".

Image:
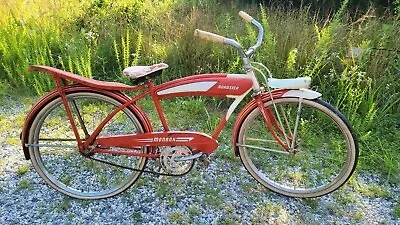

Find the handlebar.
[
  {"left": 239, "top": 11, "right": 253, "bottom": 23},
  {"left": 194, "top": 29, "right": 225, "bottom": 44},
  {"left": 194, "top": 11, "right": 264, "bottom": 58}
]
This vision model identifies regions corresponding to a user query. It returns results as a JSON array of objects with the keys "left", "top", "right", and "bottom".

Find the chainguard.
[{"left": 94, "top": 131, "right": 219, "bottom": 155}]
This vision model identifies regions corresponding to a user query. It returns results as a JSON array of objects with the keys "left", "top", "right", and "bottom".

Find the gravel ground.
[{"left": 1, "top": 96, "right": 399, "bottom": 225}]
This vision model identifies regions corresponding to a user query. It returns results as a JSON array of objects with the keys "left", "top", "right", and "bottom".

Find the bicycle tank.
[{"left": 154, "top": 74, "right": 253, "bottom": 99}]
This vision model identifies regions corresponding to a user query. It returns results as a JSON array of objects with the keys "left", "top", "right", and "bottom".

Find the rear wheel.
[
  {"left": 237, "top": 98, "right": 358, "bottom": 198},
  {"left": 28, "top": 92, "right": 148, "bottom": 199}
]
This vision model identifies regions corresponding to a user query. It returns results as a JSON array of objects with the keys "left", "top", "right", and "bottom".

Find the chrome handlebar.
[{"left": 194, "top": 11, "right": 264, "bottom": 59}]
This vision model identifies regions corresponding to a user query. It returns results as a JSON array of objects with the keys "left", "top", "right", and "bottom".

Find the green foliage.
[
  {"left": 360, "top": 116, "right": 400, "bottom": 183},
  {"left": 168, "top": 210, "right": 185, "bottom": 223},
  {"left": 303, "top": 0, "right": 349, "bottom": 79},
  {"left": 251, "top": 202, "right": 290, "bottom": 224},
  {"left": 57, "top": 198, "right": 72, "bottom": 212},
  {"left": 18, "top": 178, "right": 33, "bottom": 190},
  {"left": 392, "top": 203, "right": 400, "bottom": 219},
  {"left": 395, "top": 0, "right": 400, "bottom": 15},
  {"left": 15, "top": 163, "right": 30, "bottom": 176},
  {"left": 286, "top": 48, "right": 298, "bottom": 77}
]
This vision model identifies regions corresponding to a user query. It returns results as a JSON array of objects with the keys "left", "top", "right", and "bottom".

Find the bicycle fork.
[{"left": 254, "top": 94, "right": 303, "bottom": 153}]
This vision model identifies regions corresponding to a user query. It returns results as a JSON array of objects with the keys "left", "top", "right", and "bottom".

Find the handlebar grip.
[
  {"left": 194, "top": 29, "right": 225, "bottom": 44},
  {"left": 239, "top": 11, "right": 253, "bottom": 23}
]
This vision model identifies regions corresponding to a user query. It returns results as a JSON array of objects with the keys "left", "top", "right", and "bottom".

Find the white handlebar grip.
[
  {"left": 239, "top": 11, "right": 253, "bottom": 23},
  {"left": 194, "top": 29, "right": 225, "bottom": 44}
]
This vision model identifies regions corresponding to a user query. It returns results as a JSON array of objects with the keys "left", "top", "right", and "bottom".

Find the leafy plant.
[{"left": 15, "top": 164, "right": 30, "bottom": 175}]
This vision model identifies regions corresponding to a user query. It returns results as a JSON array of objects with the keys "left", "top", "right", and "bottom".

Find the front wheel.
[
  {"left": 237, "top": 98, "right": 358, "bottom": 198},
  {"left": 28, "top": 92, "right": 148, "bottom": 199}
]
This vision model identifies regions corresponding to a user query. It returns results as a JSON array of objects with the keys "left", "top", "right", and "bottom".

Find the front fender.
[
  {"left": 281, "top": 89, "right": 322, "bottom": 99},
  {"left": 20, "top": 84, "right": 153, "bottom": 160},
  {"left": 231, "top": 89, "right": 321, "bottom": 156}
]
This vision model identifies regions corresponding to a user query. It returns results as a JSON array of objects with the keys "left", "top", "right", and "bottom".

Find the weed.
[
  {"left": 352, "top": 210, "right": 365, "bottom": 222},
  {"left": 216, "top": 176, "right": 228, "bottom": 185},
  {"left": 66, "top": 213, "right": 75, "bottom": 220},
  {"left": 15, "top": 163, "right": 30, "bottom": 176},
  {"left": 353, "top": 179, "right": 390, "bottom": 198},
  {"left": 57, "top": 198, "right": 71, "bottom": 212},
  {"left": 155, "top": 182, "right": 169, "bottom": 198},
  {"left": 0, "top": 159, "right": 6, "bottom": 175},
  {"left": 130, "top": 212, "right": 142, "bottom": 222},
  {"left": 223, "top": 203, "right": 235, "bottom": 214},
  {"left": 303, "top": 198, "right": 319, "bottom": 210},
  {"left": 187, "top": 206, "right": 201, "bottom": 217},
  {"left": 204, "top": 194, "right": 223, "bottom": 208},
  {"left": 251, "top": 202, "right": 290, "bottom": 224},
  {"left": 241, "top": 182, "right": 256, "bottom": 193},
  {"left": 38, "top": 207, "right": 45, "bottom": 216},
  {"left": 5, "top": 137, "right": 19, "bottom": 146},
  {"left": 203, "top": 186, "right": 223, "bottom": 207},
  {"left": 326, "top": 203, "right": 344, "bottom": 216},
  {"left": 18, "top": 179, "right": 33, "bottom": 190},
  {"left": 122, "top": 190, "right": 132, "bottom": 198},
  {"left": 168, "top": 210, "right": 185, "bottom": 223},
  {"left": 60, "top": 175, "right": 73, "bottom": 186},
  {"left": 80, "top": 200, "right": 91, "bottom": 206},
  {"left": 217, "top": 216, "right": 242, "bottom": 225},
  {"left": 392, "top": 203, "right": 400, "bottom": 219},
  {"left": 214, "top": 148, "right": 235, "bottom": 161}
]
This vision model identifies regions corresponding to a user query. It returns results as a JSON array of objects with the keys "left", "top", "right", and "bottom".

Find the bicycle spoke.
[
  {"left": 291, "top": 98, "right": 302, "bottom": 149},
  {"left": 26, "top": 143, "right": 76, "bottom": 148},
  {"left": 38, "top": 138, "right": 81, "bottom": 141},
  {"left": 237, "top": 143, "right": 290, "bottom": 155},
  {"left": 279, "top": 105, "right": 293, "bottom": 137},
  {"left": 70, "top": 99, "right": 90, "bottom": 139},
  {"left": 245, "top": 137, "right": 278, "bottom": 143}
]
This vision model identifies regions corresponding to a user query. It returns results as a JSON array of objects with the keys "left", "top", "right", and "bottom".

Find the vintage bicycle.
[{"left": 20, "top": 11, "right": 358, "bottom": 199}]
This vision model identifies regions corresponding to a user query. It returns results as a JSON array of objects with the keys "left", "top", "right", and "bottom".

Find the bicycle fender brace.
[
  {"left": 20, "top": 85, "right": 153, "bottom": 160},
  {"left": 231, "top": 89, "right": 322, "bottom": 156}
]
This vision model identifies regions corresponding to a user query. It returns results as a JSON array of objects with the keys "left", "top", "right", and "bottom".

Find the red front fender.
[
  {"left": 231, "top": 90, "right": 288, "bottom": 156},
  {"left": 20, "top": 84, "right": 153, "bottom": 160}
]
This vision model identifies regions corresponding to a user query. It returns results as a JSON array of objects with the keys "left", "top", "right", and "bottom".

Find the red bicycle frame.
[{"left": 21, "top": 66, "right": 292, "bottom": 160}]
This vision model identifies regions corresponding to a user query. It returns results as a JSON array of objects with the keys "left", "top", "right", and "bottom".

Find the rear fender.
[
  {"left": 231, "top": 89, "right": 321, "bottom": 156},
  {"left": 20, "top": 84, "right": 153, "bottom": 160}
]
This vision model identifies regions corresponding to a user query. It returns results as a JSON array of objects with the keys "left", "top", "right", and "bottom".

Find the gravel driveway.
[{"left": 1, "top": 96, "right": 399, "bottom": 224}]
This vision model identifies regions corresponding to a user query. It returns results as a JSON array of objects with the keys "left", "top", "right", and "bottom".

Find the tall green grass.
[{"left": 0, "top": 0, "right": 399, "bottom": 182}]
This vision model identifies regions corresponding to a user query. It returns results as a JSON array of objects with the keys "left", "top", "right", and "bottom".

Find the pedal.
[{"left": 197, "top": 154, "right": 211, "bottom": 167}]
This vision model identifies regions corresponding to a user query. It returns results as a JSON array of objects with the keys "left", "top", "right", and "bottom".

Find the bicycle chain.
[{"left": 87, "top": 156, "right": 185, "bottom": 177}]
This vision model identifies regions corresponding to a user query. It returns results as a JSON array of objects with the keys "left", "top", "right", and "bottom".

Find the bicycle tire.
[
  {"left": 28, "top": 91, "right": 148, "bottom": 199},
  {"left": 237, "top": 98, "right": 358, "bottom": 198}
]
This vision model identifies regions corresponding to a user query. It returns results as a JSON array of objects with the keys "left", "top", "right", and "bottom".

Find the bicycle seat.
[
  {"left": 267, "top": 77, "right": 311, "bottom": 89},
  {"left": 123, "top": 63, "right": 168, "bottom": 84},
  {"left": 28, "top": 65, "right": 139, "bottom": 91}
]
